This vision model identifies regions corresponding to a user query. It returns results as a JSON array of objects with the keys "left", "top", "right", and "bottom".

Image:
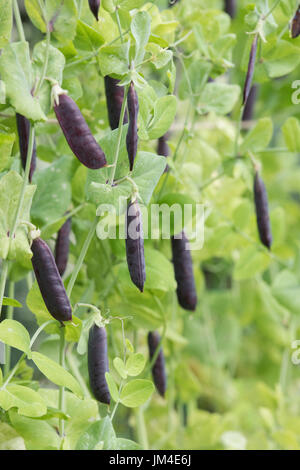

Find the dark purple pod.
[
  {"left": 88, "top": 0, "right": 100, "bottom": 21},
  {"left": 126, "top": 82, "right": 139, "bottom": 171},
  {"left": 54, "top": 93, "right": 107, "bottom": 169},
  {"left": 243, "top": 35, "right": 258, "bottom": 105},
  {"left": 148, "top": 331, "right": 166, "bottom": 397},
  {"left": 104, "top": 76, "right": 128, "bottom": 131},
  {"left": 254, "top": 171, "right": 272, "bottom": 249},
  {"left": 88, "top": 325, "right": 110, "bottom": 405},
  {"left": 125, "top": 199, "right": 146, "bottom": 292},
  {"left": 242, "top": 84, "right": 257, "bottom": 121},
  {"left": 224, "top": 0, "right": 236, "bottom": 18},
  {"left": 171, "top": 232, "right": 197, "bottom": 311},
  {"left": 55, "top": 217, "right": 72, "bottom": 276},
  {"left": 291, "top": 5, "right": 300, "bottom": 38},
  {"left": 31, "top": 238, "right": 72, "bottom": 323},
  {"left": 157, "top": 134, "right": 170, "bottom": 173},
  {"left": 16, "top": 113, "right": 37, "bottom": 183}
]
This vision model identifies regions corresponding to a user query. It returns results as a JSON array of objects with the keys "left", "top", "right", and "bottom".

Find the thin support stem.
[
  {"left": 66, "top": 344, "right": 91, "bottom": 399},
  {"left": 66, "top": 217, "right": 98, "bottom": 298},
  {"left": 109, "top": 85, "right": 129, "bottom": 186},
  {"left": 34, "top": 27, "right": 51, "bottom": 96},
  {"left": 13, "top": 0, "right": 26, "bottom": 42},
  {"left": 0, "top": 261, "right": 9, "bottom": 319},
  {"left": 115, "top": 8, "right": 123, "bottom": 44},
  {"left": 58, "top": 328, "right": 66, "bottom": 438},
  {"left": 4, "top": 282, "right": 15, "bottom": 376},
  {"left": 136, "top": 406, "right": 149, "bottom": 450}
]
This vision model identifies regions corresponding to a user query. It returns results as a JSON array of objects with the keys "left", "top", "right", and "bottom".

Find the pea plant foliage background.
[{"left": 0, "top": 0, "right": 299, "bottom": 451}]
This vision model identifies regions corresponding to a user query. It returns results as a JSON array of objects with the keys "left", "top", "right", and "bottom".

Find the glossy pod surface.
[
  {"left": 125, "top": 200, "right": 146, "bottom": 292},
  {"left": 104, "top": 76, "right": 128, "bottom": 130},
  {"left": 291, "top": 5, "right": 300, "bottom": 38},
  {"left": 171, "top": 232, "right": 197, "bottom": 311},
  {"left": 55, "top": 217, "right": 72, "bottom": 277},
  {"left": 54, "top": 93, "right": 107, "bottom": 169},
  {"left": 242, "top": 85, "right": 257, "bottom": 121},
  {"left": 16, "top": 113, "right": 37, "bottom": 183},
  {"left": 31, "top": 238, "right": 72, "bottom": 323},
  {"left": 148, "top": 331, "right": 166, "bottom": 397},
  {"left": 126, "top": 82, "right": 139, "bottom": 171},
  {"left": 254, "top": 171, "right": 272, "bottom": 249},
  {"left": 88, "top": 325, "right": 110, "bottom": 404}
]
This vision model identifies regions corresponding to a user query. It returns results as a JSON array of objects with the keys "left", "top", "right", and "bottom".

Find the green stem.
[
  {"left": 4, "top": 282, "right": 14, "bottom": 376},
  {"left": 66, "top": 344, "right": 91, "bottom": 399},
  {"left": 34, "top": 27, "right": 51, "bottom": 96},
  {"left": 66, "top": 217, "right": 98, "bottom": 298},
  {"left": 109, "top": 85, "right": 129, "bottom": 186},
  {"left": 30, "top": 320, "right": 56, "bottom": 348},
  {"left": 115, "top": 8, "right": 123, "bottom": 44},
  {"left": 58, "top": 328, "right": 66, "bottom": 438},
  {"left": 136, "top": 406, "right": 149, "bottom": 450},
  {"left": 0, "top": 261, "right": 9, "bottom": 318},
  {"left": 13, "top": 0, "right": 26, "bottom": 42}
]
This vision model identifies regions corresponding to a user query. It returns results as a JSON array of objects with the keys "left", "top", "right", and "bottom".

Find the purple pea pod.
[
  {"left": 16, "top": 113, "right": 37, "bottom": 183},
  {"left": 171, "top": 232, "right": 197, "bottom": 311},
  {"left": 157, "top": 134, "right": 170, "bottom": 173},
  {"left": 148, "top": 331, "right": 167, "bottom": 397},
  {"left": 88, "top": 325, "right": 110, "bottom": 405},
  {"left": 88, "top": 0, "right": 100, "bottom": 21},
  {"left": 243, "top": 35, "right": 258, "bottom": 106},
  {"left": 31, "top": 238, "right": 72, "bottom": 324},
  {"left": 126, "top": 82, "right": 139, "bottom": 171},
  {"left": 125, "top": 199, "right": 146, "bottom": 292},
  {"left": 55, "top": 216, "right": 72, "bottom": 277},
  {"left": 224, "top": 0, "right": 236, "bottom": 18},
  {"left": 53, "top": 88, "right": 107, "bottom": 169},
  {"left": 242, "top": 84, "right": 257, "bottom": 121},
  {"left": 291, "top": 4, "right": 300, "bottom": 38},
  {"left": 254, "top": 171, "right": 272, "bottom": 249},
  {"left": 104, "top": 76, "right": 128, "bottom": 130}
]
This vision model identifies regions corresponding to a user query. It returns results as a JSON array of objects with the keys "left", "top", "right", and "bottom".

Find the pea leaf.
[
  {"left": 240, "top": 118, "right": 273, "bottom": 154},
  {"left": 0, "top": 130, "right": 15, "bottom": 172},
  {"left": 76, "top": 417, "right": 116, "bottom": 450},
  {"left": 105, "top": 372, "right": 119, "bottom": 402},
  {"left": 31, "top": 351, "right": 83, "bottom": 398},
  {"left": 0, "top": 0, "right": 12, "bottom": 48},
  {"left": 132, "top": 11, "right": 151, "bottom": 65},
  {"left": 119, "top": 379, "right": 154, "bottom": 407},
  {"left": 147, "top": 95, "right": 177, "bottom": 140},
  {"left": 0, "top": 422, "right": 25, "bottom": 450},
  {"left": 113, "top": 358, "right": 128, "bottom": 379},
  {"left": 282, "top": 117, "right": 300, "bottom": 152},
  {"left": 0, "top": 384, "right": 47, "bottom": 418},
  {"left": 0, "top": 319, "right": 30, "bottom": 356},
  {"left": 0, "top": 42, "right": 46, "bottom": 121},
  {"left": 125, "top": 353, "right": 146, "bottom": 377},
  {"left": 199, "top": 82, "right": 240, "bottom": 115}
]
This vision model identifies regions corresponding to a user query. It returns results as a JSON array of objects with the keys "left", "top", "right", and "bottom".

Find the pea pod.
[
  {"left": 88, "top": 0, "right": 100, "bottom": 21},
  {"left": 157, "top": 134, "right": 170, "bottom": 173},
  {"left": 126, "top": 82, "right": 139, "bottom": 171},
  {"left": 55, "top": 217, "right": 71, "bottom": 277},
  {"left": 88, "top": 325, "right": 110, "bottom": 405},
  {"left": 104, "top": 76, "right": 128, "bottom": 130},
  {"left": 31, "top": 238, "right": 72, "bottom": 324},
  {"left": 254, "top": 171, "right": 272, "bottom": 249},
  {"left": 53, "top": 91, "right": 107, "bottom": 169},
  {"left": 224, "top": 0, "right": 236, "bottom": 18},
  {"left": 125, "top": 199, "right": 146, "bottom": 292},
  {"left": 16, "top": 113, "right": 37, "bottom": 183},
  {"left": 243, "top": 35, "right": 258, "bottom": 106},
  {"left": 291, "top": 5, "right": 300, "bottom": 38},
  {"left": 171, "top": 232, "right": 197, "bottom": 311},
  {"left": 148, "top": 331, "right": 166, "bottom": 397},
  {"left": 242, "top": 85, "right": 257, "bottom": 121}
]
